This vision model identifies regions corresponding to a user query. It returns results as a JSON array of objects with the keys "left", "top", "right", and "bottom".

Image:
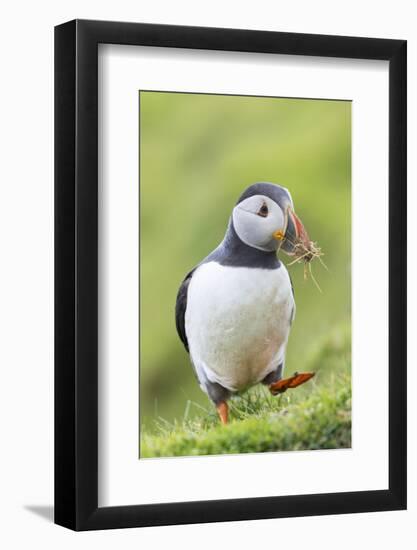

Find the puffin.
[{"left": 175, "top": 182, "right": 315, "bottom": 424}]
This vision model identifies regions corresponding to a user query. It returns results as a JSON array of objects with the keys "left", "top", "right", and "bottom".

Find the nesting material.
[{"left": 286, "top": 238, "right": 327, "bottom": 292}]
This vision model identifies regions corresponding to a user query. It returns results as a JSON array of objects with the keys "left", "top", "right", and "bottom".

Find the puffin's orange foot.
[
  {"left": 269, "top": 372, "right": 315, "bottom": 395},
  {"left": 216, "top": 401, "right": 229, "bottom": 424}
]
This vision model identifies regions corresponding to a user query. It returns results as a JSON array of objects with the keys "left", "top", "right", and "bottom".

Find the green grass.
[{"left": 140, "top": 325, "right": 351, "bottom": 458}]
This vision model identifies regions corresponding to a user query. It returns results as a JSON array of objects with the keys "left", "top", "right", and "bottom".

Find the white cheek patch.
[
  {"left": 237, "top": 195, "right": 266, "bottom": 214},
  {"left": 233, "top": 196, "right": 285, "bottom": 251}
]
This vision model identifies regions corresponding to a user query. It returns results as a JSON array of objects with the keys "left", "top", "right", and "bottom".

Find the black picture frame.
[{"left": 55, "top": 19, "right": 407, "bottom": 531}]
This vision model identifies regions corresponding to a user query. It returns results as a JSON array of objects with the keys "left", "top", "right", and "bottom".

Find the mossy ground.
[{"left": 140, "top": 325, "right": 351, "bottom": 458}]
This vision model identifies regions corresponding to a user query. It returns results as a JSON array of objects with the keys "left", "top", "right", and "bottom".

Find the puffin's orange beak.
[
  {"left": 275, "top": 208, "right": 310, "bottom": 255},
  {"left": 288, "top": 209, "right": 310, "bottom": 247}
]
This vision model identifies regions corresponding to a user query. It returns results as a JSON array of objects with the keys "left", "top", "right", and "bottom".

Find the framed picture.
[{"left": 55, "top": 19, "right": 406, "bottom": 531}]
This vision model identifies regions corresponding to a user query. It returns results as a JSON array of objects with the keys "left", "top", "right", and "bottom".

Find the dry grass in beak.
[{"left": 285, "top": 238, "right": 328, "bottom": 293}]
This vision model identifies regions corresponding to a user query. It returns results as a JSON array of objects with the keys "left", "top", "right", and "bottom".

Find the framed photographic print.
[{"left": 55, "top": 19, "right": 407, "bottom": 530}]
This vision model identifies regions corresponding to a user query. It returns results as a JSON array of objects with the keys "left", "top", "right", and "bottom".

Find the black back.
[{"left": 175, "top": 269, "right": 195, "bottom": 352}]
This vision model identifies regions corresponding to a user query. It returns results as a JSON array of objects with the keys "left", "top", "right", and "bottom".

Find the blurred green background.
[{"left": 139, "top": 91, "right": 351, "bottom": 432}]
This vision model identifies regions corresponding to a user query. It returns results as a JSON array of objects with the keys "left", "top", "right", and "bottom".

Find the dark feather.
[{"left": 175, "top": 268, "right": 196, "bottom": 352}]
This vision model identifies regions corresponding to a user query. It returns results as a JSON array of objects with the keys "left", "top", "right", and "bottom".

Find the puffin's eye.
[{"left": 257, "top": 202, "right": 269, "bottom": 218}]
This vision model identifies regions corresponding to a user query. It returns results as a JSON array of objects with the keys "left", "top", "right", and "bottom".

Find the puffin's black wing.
[{"left": 175, "top": 268, "right": 196, "bottom": 353}]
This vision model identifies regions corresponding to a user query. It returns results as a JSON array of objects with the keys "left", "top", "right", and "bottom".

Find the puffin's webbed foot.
[
  {"left": 269, "top": 371, "right": 315, "bottom": 395},
  {"left": 216, "top": 401, "right": 229, "bottom": 424}
]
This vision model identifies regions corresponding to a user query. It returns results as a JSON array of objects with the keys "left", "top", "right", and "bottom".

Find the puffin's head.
[{"left": 232, "top": 182, "right": 310, "bottom": 255}]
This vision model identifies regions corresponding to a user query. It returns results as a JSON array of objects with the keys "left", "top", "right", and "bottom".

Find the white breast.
[{"left": 185, "top": 261, "right": 294, "bottom": 392}]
